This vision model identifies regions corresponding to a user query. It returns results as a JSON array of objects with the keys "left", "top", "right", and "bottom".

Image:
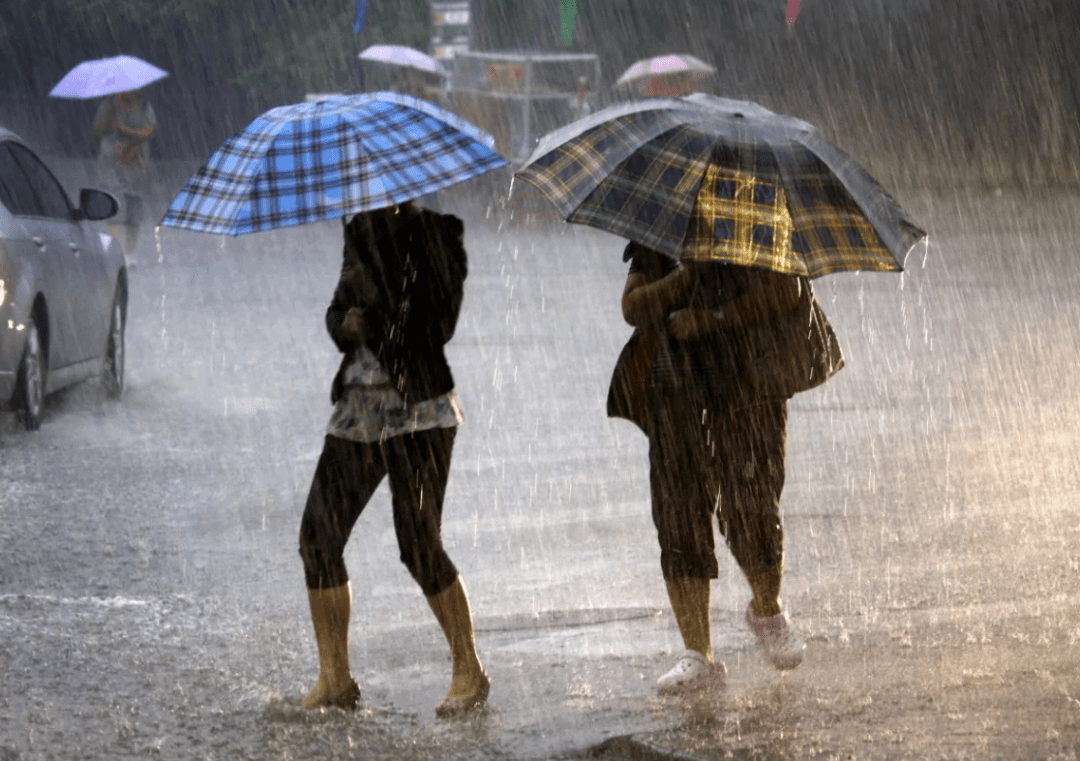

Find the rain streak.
[{"left": 1, "top": 2, "right": 1079, "bottom": 760}]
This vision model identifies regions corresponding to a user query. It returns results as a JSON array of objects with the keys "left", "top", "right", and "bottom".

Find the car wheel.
[
  {"left": 103, "top": 293, "right": 125, "bottom": 399},
  {"left": 15, "top": 321, "right": 45, "bottom": 431}
]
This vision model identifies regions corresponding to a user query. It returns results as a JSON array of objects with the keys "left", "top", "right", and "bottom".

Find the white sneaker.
[
  {"left": 747, "top": 605, "right": 805, "bottom": 670},
  {"left": 656, "top": 649, "right": 726, "bottom": 694}
]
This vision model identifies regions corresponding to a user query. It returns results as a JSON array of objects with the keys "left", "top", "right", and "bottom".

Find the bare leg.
[
  {"left": 745, "top": 562, "right": 805, "bottom": 670},
  {"left": 745, "top": 564, "right": 783, "bottom": 618},
  {"left": 124, "top": 223, "right": 140, "bottom": 252},
  {"left": 664, "top": 577, "right": 712, "bottom": 659},
  {"left": 657, "top": 577, "right": 725, "bottom": 692}
]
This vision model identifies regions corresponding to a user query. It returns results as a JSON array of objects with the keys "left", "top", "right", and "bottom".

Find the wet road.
[{"left": 2, "top": 187, "right": 1080, "bottom": 760}]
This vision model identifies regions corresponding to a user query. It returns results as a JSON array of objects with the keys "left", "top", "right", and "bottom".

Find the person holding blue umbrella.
[
  {"left": 298, "top": 200, "right": 489, "bottom": 715},
  {"left": 159, "top": 92, "right": 507, "bottom": 715}
]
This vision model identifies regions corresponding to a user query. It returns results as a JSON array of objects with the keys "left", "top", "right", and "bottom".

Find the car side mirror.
[{"left": 79, "top": 188, "right": 119, "bottom": 221}]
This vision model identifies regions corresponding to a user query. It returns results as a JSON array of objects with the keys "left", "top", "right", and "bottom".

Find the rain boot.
[
  {"left": 657, "top": 578, "right": 725, "bottom": 693},
  {"left": 301, "top": 583, "right": 361, "bottom": 710},
  {"left": 426, "top": 577, "right": 490, "bottom": 716}
]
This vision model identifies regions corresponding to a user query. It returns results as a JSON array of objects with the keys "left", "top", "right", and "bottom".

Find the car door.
[{"left": 0, "top": 141, "right": 99, "bottom": 368}]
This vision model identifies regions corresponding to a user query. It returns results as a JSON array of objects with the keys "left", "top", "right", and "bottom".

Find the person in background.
[
  {"left": 91, "top": 88, "right": 156, "bottom": 253},
  {"left": 297, "top": 201, "right": 489, "bottom": 716},
  {"left": 394, "top": 69, "right": 429, "bottom": 100}
]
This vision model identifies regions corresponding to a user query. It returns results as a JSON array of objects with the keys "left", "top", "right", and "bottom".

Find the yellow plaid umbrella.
[{"left": 516, "top": 94, "right": 925, "bottom": 277}]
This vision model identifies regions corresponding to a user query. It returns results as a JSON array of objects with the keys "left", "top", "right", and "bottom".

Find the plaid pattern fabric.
[
  {"left": 161, "top": 93, "right": 505, "bottom": 236},
  {"left": 517, "top": 99, "right": 690, "bottom": 221},
  {"left": 515, "top": 95, "right": 925, "bottom": 276},
  {"left": 774, "top": 141, "right": 923, "bottom": 277},
  {"left": 566, "top": 124, "right": 715, "bottom": 257},
  {"left": 683, "top": 163, "right": 800, "bottom": 274}
]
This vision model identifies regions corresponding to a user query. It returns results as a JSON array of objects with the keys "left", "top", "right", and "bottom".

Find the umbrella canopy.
[
  {"left": 160, "top": 92, "right": 506, "bottom": 236},
  {"left": 614, "top": 54, "right": 716, "bottom": 98},
  {"left": 515, "top": 94, "right": 926, "bottom": 278},
  {"left": 49, "top": 55, "right": 168, "bottom": 99},
  {"left": 359, "top": 45, "right": 447, "bottom": 77}
]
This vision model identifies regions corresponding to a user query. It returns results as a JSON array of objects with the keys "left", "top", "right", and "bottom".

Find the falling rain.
[{"left": 1, "top": 1, "right": 1079, "bottom": 759}]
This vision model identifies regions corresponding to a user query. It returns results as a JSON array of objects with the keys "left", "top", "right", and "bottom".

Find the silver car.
[{"left": 0, "top": 127, "right": 126, "bottom": 430}]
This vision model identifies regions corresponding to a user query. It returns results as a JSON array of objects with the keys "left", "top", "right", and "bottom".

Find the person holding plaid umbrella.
[
  {"left": 159, "top": 93, "right": 507, "bottom": 714},
  {"left": 517, "top": 94, "right": 924, "bottom": 693},
  {"left": 613, "top": 239, "right": 823, "bottom": 692},
  {"left": 299, "top": 200, "right": 489, "bottom": 715}
]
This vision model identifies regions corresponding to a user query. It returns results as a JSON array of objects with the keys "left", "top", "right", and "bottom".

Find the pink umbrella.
[{"left": 614, "top": 53, "right": 716, "bottom": 98}]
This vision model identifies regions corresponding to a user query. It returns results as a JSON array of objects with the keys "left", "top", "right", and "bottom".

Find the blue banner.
[{"left": 353, "top": 0, "right": 367, "bottom": 33}]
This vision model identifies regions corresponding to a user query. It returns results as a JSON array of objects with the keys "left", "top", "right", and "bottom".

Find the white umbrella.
[
  {"left": 358, "top": 45, "right": 447, "bottom": 77},
  {"left": 49, "top": 55, "right": 168, "bottom": 99}
]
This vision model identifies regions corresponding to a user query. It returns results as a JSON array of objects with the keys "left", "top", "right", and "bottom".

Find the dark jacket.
[
  {"left": 328, "top": 205, "right": 467, "bottom": 406},
  {"left": 607, "top": 245, "right": 844, "bottom": 431}
]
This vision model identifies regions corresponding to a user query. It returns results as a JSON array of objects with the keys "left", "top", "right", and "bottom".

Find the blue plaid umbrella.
[
  {"left": 160, "top": 92, "right": 506, "bottom": 236},
  {"left": 515, "top": 94, "right": 925, "bottom": 278}
]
